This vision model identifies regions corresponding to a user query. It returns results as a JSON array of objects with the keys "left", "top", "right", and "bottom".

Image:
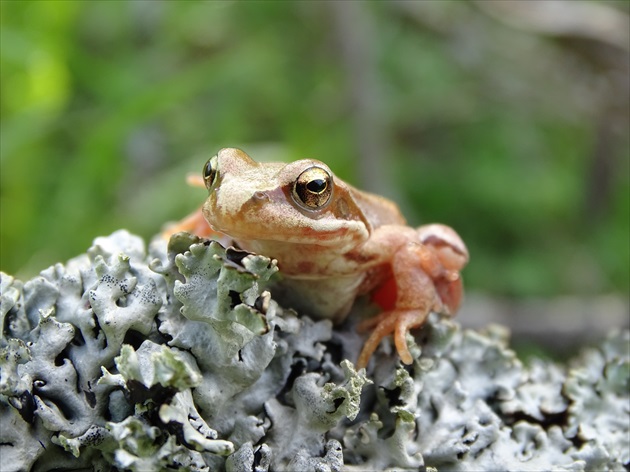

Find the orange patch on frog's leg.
[{"left": 370, "top": 276, "right": 397, "bottom": 311}]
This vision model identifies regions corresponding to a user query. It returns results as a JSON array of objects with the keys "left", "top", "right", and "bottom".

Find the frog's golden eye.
[
  {"left": 293, "top": 166, "right": 333, "bottom": 210},
  {"left": 202, "top": 155, "right": 219, "bottom": 190}
]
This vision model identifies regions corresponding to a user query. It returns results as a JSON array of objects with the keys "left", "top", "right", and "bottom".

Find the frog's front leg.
[
  {"left": 356, "top": 242, "right": 444, "bottom": 369},
  {"left": 356, "top": 224, "right": 468, "bottom": 370}
]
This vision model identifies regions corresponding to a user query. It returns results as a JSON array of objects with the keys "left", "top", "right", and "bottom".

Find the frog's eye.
[
  {"left": 293, "top": 166, "right": 333, "bottom": 210},
  {"left": 203, "top": 155, "right": 219, "bottom": 190}
]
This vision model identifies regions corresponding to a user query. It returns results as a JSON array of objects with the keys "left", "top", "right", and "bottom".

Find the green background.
[{"left": 1, "top": 1, "right": 628, "bottom": 300}]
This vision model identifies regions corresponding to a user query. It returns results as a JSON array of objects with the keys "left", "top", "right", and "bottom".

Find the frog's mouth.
[{"left": 209, "top": 212, "right": 370, "bottom": 250}]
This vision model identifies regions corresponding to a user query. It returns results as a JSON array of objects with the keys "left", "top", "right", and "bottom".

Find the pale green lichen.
[{"left": 1, "top": 230, "right": 628, "bottom": 471}]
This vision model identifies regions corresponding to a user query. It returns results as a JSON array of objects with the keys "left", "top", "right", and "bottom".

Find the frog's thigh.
[{"left": 162, "top": 207, "right": 214, "bottom": 239}]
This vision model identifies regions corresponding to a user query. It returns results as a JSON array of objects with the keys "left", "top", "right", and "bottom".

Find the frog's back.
[{"left": 351, "top": 187, "right": 407, "bottom": 229}]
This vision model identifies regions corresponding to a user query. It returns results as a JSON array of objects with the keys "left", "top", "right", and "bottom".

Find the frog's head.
[{"left": 201, "top": 148, "right": 371, "bottom": 252}]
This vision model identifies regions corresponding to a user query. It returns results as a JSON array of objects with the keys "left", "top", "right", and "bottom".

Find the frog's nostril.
[{"left": 253, "top": 191, "right": 269, "bottom": 202}]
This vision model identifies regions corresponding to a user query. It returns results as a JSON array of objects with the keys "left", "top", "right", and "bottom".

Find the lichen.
[{"left": 1, "top": 230, "right": 628, "bottom": 471}]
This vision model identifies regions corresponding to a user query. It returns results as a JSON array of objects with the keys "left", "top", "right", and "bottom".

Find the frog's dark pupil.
[
  {"left": 307, "top": 178, "right": 326, "bottom": 194},
  {"left": 204, "top": 161, "right": 214, "bottom": 179}
]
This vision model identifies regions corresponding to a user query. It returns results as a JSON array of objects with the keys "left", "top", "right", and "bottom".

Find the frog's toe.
[
  {"left": 357, "top": 308, "right": 431, "bottom": 370},
  {"left": 356, "top": 310, "right": 391, "bottom": 333},
  {"left": 393, "top": 309, "right": 431, "bottom": 365},
  {"left": 356, "top": 312, "right": 398, "bottom": 370}
]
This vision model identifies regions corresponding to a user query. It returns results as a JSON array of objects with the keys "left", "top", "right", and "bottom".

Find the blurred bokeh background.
[{"left": 2, "top": 1, "right": 628, "bottom": 353}]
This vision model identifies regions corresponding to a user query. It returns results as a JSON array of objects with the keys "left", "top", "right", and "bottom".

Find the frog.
[{"left": 169, "top": 148, "right": 468, "bottom": 370}]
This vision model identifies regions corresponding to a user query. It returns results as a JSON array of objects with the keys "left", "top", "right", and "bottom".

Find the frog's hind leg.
[
  {"left": 161, "top": 207, "right": 214, "bottom": 239},
  {"left": 435, "top": 275, "right": 463, "bottom": 316},
  {"left": 417, "top": 223, "right": 468, "bottom": 314},
  {"left": 161, "top": 173, "right": 215, "bottom": 239}
]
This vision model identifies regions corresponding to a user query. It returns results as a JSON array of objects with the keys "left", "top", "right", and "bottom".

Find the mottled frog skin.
[{"left": 170, "top": 148, "right": 468, "bottom": 369}]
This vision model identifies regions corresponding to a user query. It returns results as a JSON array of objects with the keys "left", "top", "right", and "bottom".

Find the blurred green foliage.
[{"left": 1, "top": 1, "right": 628, "bottom": 297}]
